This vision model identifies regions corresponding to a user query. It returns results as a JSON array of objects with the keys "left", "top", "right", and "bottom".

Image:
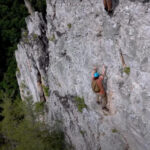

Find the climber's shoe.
[
  {"left": 97, "top": 101, "right": 101, "bottom": 105},
  {"left": 104, "top": 7, "right": 108, "bottom": 12},
  {"left": 108, "top": 10, "right": 113, "bottom": 15},
  {"left": 103, "top": 108, "right": 110, "bottom": 116},
  {"left": 102, "top": 106, "right": 109, "bottom": 110}
]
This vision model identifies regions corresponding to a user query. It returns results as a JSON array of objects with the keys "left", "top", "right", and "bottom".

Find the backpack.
[{"left": 91, "top": 80, "right": 100, "bottom": 93}]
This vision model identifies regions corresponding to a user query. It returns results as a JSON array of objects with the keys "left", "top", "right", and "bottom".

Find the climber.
[
  {"left": 103, "top": 0, "right": 113, "bottom": 14},
  {"left": 91, "top": 65, "right": 109, "bottom": 111}
]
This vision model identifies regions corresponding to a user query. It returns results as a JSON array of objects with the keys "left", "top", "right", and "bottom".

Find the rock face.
[{"left": 15, "top": 0, "right": 150, "bottom": 150}]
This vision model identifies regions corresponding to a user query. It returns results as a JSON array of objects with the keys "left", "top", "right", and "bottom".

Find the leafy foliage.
[
  {"left": 49, "top": 34, "right": 56, "bottom": 42},
  {"left": 0, "top": 0, "right": 46, "bottom": 99},
  {"left": 29, "top": 0, "right": 46, "bottom": 17},
  {"left": 42, "top": 84, "right": 49, "bottom": 97},
  {"left": 34, "top": 101, "right": 45, "bottom": 113},
  {"left": 67, "top": 24, "right": 72, "bottom": 29},
  {"left": 74, "top": 97, "right": 87, "bottom": 113},
  {"left": 124, "top": 67, "right": 130, "bottom": 75},
  {"left": 112, "top": 128, "right": 118, "bottom": 133},
  {"left": 0, "top": 1, "right": 70, "bottom": 149},
  {"left": 0, "top": 93, "right": 68, "bottom": 150}
]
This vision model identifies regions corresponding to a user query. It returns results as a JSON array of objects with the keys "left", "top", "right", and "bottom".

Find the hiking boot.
[
  {"left": 108, "top": 10, "right": 113, "bottom": 15},
  {"left": 102, "top": 107, "right": 109, "bottom": 112},
  {"left": 97, "top": 101, "right": 101, "bottom": 105},
  {"left": 102, "top": 107, "right": 110, "bottom": 115},
  {"left": 104, "top": 7, "right": 108, "bottom": 12}
]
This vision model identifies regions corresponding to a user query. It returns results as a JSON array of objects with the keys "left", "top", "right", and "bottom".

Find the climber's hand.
[
  {"left": 102, "top": 65, "right": 106, "bottom": 76},
  {"left": 93, "top": 67, "right": 97, "bottom": 71}
]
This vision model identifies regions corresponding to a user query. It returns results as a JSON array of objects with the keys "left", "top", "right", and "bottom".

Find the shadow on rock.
[{"left": 129, "top": 0, "right": 150, "bottom": 3}]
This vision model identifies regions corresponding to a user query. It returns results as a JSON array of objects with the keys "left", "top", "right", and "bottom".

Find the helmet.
[{"left": 94, "top": 72, "right": 100, "bottom": 78}]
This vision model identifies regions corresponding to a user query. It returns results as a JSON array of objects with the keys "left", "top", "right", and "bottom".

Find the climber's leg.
[
  {"left": 103, "top": 0, "right": 108, "bottom": 12},
  {"left": 106, "top": 0, "right": 113, "bottom": 13},
  {"left": 102, "top": 94, "right": 109, "bottom": 111},
  {"left": 96, "top": 94, "right": 101, "bottom": 104}
]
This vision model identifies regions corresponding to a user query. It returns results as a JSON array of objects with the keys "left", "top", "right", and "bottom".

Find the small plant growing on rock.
[
  {"left": 22, "top": 30, "right": 28, "bottom": 38},
  {"left": 20, "top": 81, "right": 27, "bottom": 89},
  {"left": 22, "top": 30, "right": 30, "bottom": 44},
  {"left": 80, "top": 130, "right": 86, "bottom": 136},
  {"left": 49, "top": 34, "right": 55, "bottom": 41},
  {"left": 16, "top": 67, "right": 20, "bottom": 73},
  {"left": 27, "top": 91, "right": 30, "bottom": 95},
  {"left": 0, "top": 94, "right": 69, "bottom": 150},
  {"left": 112, "top": 128, "right": 118, "bottom": 133},
  {"left": 74, "top": 96, "right": 87, "bottom": 112},
  {"left": 124, "top": 66, "right": 130, "bottom": 75},
  {"left": 32, "top": 33, "right": 38, "bottom": 40},
  {"left": 16, "top": 67, "right": 20, "bottom": 76},
  {"left": 23, "top": 36, "right": 29, "bottom": 44},
  {"left": 42, "top": 76, "right": 46, "bottom": 81},
  {"left": 34, "top": 101, "right": 45, "bottom": 113},
  {"left": 42, "top": 84, "right": 49, "bottom": 97},
  {"left": 67, "top": 23, "right": 72, "bottom": 29}
]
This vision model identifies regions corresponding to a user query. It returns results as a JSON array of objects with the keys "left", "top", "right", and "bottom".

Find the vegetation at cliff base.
[
  {"left": 42, "top": 84, "right": 50, "bottom": 97},
  {"left": 0, "top": 94, "right": 68, "bottom": 150},
  {"left": 0, "top": 1, "right": 70, "bottom": 150},
  {"left": 34, "top": 101, "right": 45, "bottom": 113},
  {"left": 0, "top": 0, "right": 28, "bottom": 99},
  {"left": 67, "top": 23, "right": 72, "bottom": 29}
]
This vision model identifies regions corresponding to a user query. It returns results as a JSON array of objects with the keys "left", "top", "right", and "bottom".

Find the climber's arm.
[{"left": 101, "top": 65, "right": 106, "bottom": 78}]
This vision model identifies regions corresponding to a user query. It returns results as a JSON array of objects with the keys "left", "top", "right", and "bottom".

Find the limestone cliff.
[{"left": 15, "top": 0, "right": 150, "bottom": 150}]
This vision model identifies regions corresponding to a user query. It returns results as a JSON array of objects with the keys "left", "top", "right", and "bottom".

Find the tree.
[{"left": 0, "top": 93, "right": 68, "bottom": 150}]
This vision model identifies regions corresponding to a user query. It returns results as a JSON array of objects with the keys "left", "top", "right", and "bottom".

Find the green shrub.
[
  {"left": 74, "top": 97, "right": 87, "bottom": 112},
  {"left": 112, "top": 128, "right": 118, "bottom": 133},
  {"left": 20, "top": 82, "right": 27, "bottom": 89},
  {"left": 32, "top": 33, "right": 38, "bottom": 40},
  {"left": 0, "top": 0, "right": 28, "bottom": 99},
  {"left": 27, "top": 91, "right": 30, "bottom": 95},
  {"left": 16, "top": 67, "right": 20, "bottom": 74},
  {"left": 80, "top": 130, "right": 86, "bottom": 136},
  {"left": 24, "top": 38, "right": 29, "bottom": 44},
  {"left": 34, "top": 101, "right": 45, "bottom": 113},
  {"left": 0, "top": 93, "right": 70, "bottom": 150},
  {"left": 42, "top": 84, "right": 49, "bottom": 97},
  {"left": 42, "top": 76, "right": 46, "bottom": 81},
  {"left": 67, "top": 23, "right": 72, "bottom": 29},
  {"left": 49, "top": 34, "right": 55, "bottom": 41},
  {"left": 124, "top": 67, "right": 130, "bottom": 75}
]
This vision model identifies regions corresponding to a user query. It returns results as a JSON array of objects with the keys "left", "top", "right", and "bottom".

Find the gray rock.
[{"left": 15, "top": 0, "right": 150, "bottom": 149}]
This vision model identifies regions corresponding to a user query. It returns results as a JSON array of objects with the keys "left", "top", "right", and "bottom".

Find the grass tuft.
[
  {"left": 67, "top": 23, "right": 72, "bottom": 29},
  {"left": 34, "top": 101, "right": 45, "bottom": 113},
  {"left": 20, "top": 82, "right": 27, "bottom": 89},
  {"left": 112, "top": 128, "right": 118, "bottom": 133},
  {"left": 124, "top": 67, "right": 130, "bottom": 75},
  {"left": 42, "top": 84, "right": 49, "bottom": 97},
  {"left": 32, "top": 33, "right": 38, "bottom": 40},
  {"left": 74, "top": 97, "right": 87, "bottom": 112},
  {"left": 49, "top": 34, "right": 55, "bottom": 41}
]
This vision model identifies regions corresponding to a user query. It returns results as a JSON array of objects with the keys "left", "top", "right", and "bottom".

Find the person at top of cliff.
[
  {"left": 103, "top": 0, "right": 113, "bottom": 14},
  {"left": 91, "top": 65, "right": 109, "bottom": 112}
]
